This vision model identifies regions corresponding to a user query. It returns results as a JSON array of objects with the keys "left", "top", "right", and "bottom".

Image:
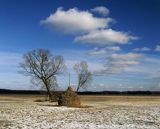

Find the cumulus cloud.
[
  {"left": 95, "top": 53, "right": 143, "bottom": 74},
  {"left": 41, "top": 7, "right": 138, "bottom": 45},
  {"left": 91, "top": 6, "right": 110, "bottom": 16},
  {"left": 88, "top": 46, "right": 121, "bottom": 56},
  {"left": 74, "top": 29, "right": 138, "bottom": 45},
  {"left": 155, "top": 45, "right": 160, "bottom": 51},
  {"left": 41, "top": 7, "right": 112, "bottom": 34},
  {"left": 133, "top": 47, "right": 151, "bottom": 52}
]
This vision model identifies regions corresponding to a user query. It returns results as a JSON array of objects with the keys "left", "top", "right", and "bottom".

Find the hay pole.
[{"left": 69, "top": 72, "right": 70, "bottom": 86}]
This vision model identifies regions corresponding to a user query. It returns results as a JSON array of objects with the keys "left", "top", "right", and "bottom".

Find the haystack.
[{"left": 58, "top": 86, "right": 81, "bottom": 107}]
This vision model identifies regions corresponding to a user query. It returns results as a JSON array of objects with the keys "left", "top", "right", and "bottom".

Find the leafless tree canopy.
[
  {"left": 74, "top": 61, "right": 92, "bottom": 92},
  {"left": 20, "top": 49, "right": 66, "bottom": 101}
]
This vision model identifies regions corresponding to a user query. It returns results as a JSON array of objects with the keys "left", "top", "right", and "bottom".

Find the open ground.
[{"left": 0, "top": 95, "right": 160, "bottom": 129}]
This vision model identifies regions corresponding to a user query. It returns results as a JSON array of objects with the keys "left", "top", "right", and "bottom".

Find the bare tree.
[
  {"left": 19, "top": 49, "right": 66, "bottom": 101},
  {"left": 74, "top": 61, "right": 92, "bottom": 92}
]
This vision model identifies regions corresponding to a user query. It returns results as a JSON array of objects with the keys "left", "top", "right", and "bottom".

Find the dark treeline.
[
  {"left": 0, "top": 89, "right": 160, "bottom": 96},
  {"left": 78, "top": 91, "right": 160, "bottom": 96}
]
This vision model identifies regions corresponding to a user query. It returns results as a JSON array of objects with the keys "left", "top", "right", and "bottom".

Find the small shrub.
[{"left": 34, "top": 99, "right": 45, "bottom": 102}]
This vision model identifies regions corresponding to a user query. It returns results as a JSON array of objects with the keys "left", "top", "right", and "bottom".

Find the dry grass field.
[{"left": 0, "top": 95, "right": 160, "bottom": 129}]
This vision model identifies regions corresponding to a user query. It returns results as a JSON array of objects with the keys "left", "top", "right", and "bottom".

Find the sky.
[{"left": 0, "top": 0, "right": 160, "bottom": 91}]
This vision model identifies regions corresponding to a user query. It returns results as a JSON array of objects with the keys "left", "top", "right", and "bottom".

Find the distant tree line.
[{"left": 1, "top": 89, "right": 160, "bottom": 96}]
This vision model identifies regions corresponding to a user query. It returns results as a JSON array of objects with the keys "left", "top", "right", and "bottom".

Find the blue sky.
[{"left": 0, "top": 0, "right": 160, "bottom": 91}]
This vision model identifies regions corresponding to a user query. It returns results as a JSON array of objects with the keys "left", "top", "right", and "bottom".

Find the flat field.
[{"left": 0, "top": 95, "right": 160, "bottom": 129}]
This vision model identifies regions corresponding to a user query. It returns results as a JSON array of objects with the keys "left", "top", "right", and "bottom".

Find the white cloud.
[
  {"left": 107, "top": 46, "right": 121, "bottom": 51},
  {"left": 113, "top": 54, "right": 160, "bottom": 77},
  {"left": 95, "top": 53, "right": 143, "bottom": 74},
  {"left": 140, "top": 47, "right": 151, "bottom": 51},
  {"left": 133, "top": 47, "right": 151, "bottom": 52},
  {"left": 88, "top": 47, "right": 107, "bottom": 55},
  {"left": 74, "top": 29, "right": 138, "bottom": 45},
  {"left": 111, "top": 53, "right": 142, "bottom": 60},
  {"left": 41, "top": 7, "right": 138, "bottom": 46},
  {"left": 88, "top": 46, "right": 121, "bottom": 56},
  {"left": 91, "top": 6, "right": 110, "bottom": 16},
  {"left": 155, "top": 45, "right": 160, "bottom": 51},
  {"left": 41, "top": 7, "right": 113, "bottom": 34},
  {"left": 144, "top": 56, "right": 160, "bottom": 64},
  {"left": 0, "top": 52, "right": 21, "bottom": 66},
  {"left": 66, "top": 59, "right": 104, "bottom": 72}
]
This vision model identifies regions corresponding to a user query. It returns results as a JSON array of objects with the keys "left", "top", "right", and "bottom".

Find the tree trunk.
[
  {"left": 43, "top": 80, "right": 53, "bottom": 101},
  {"left": 76, "top": 86, "right": 80, "bottom": 92}
]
